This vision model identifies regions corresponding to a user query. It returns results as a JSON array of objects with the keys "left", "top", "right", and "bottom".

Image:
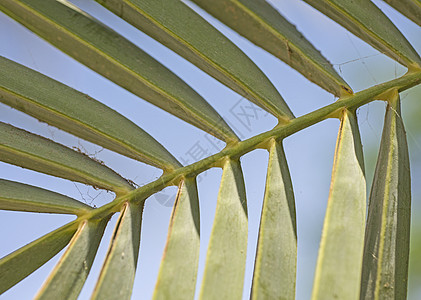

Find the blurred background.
[{"left": 0, "top": 0, "right": 420, "bottom": 299}]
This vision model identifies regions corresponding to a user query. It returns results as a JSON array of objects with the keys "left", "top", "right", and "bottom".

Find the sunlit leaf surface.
[
  {"left": 192, "top": 0, "right": 352, "bottom": 97},
  {"left": 303, "top": 0, "right": 421, "bottom": 69},
  {"left": 0, "top": 0, "right": 239, "bottom": 143},
  {"left": 384, "top": 0, "right": 421, "bottom": 27},
  {"left": 251, "top": 139, "right": 297, "bottom": 300},
  {"left": 200, "top": 159, "right": 248, "bottom": 300},
  {"left": 0, "top": 122, "right": 133, "bottom": 195},
  {"left": 0, "top": 56, "right": 181, "bottom": 172},
  {"left": 153, "top": 178, "right": 200, "bottom": 300},
  {"left": 312, "top": 110, "right": 366, "bottom": 300},
  {"left": 95, "top": 0, "right": 294, "bottom": 121},
  {"left": 0, "top": 221, "right": 78, "bottom": 294},
  {"left": 91, "top": 201, "right": 144, "bottom": 300},
  {"left": 361, "top": 91, "right": 411, "bottom": 300},
  {"left": 35, "top": 218, "right": 109, "bottom": 300},
  {"left": 0, "top": 179, "right": 91, "bottom": 215}
]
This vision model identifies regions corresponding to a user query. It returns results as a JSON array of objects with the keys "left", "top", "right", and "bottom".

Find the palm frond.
[{"left": 0, "top": 0, "right": 420, "bottom": 299}]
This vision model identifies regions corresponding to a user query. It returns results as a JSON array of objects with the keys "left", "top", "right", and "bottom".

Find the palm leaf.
[
  {"left": 383, "top": 0, "right": 421, "bottom": 27},
  {"left": 0, "top": 0, "right": 420, "bottom": 299},
  {"left": 360, "top": 90, "right": 411, "bottom": 299},
  {"left": 312, "top": 110, "right": 366, "bottom": 300},
  {"left": 0, "top": 221, "right": 79, "bottom": 294},
  {"left": 251, "top": 139, "right": 297, "bottom": 300},
  {"left": 199, "top": 159, "right": 248, "bottom": 299},
  {"left": 91, "top": 201, "right": 144, "bottom": 299},
  {"left": 191, "top": 0, "right": 352, "bottom": 96},
  {"left": 0, "top": 179, "right": 91, "bottom": 215},
  {"left": 0, "top": 56, "right": 181, "bottom": 172},
  {"left": 302, "top": 0, "right": 421, "bottom": 69},
  {"left": 153, "top": 178, "right": 200, "bottom": 300},
  {"left": 35, "top": 218, "right": 109, "bottom": 300},
  {"left": 0, "top": 0, "right": 239, "bottom": 143},
  {"left": 0, "top": 122, "right": 133, "bottom": 195},
  {"left": 94, "top": 0, "right": 294, "bottom": 121}
]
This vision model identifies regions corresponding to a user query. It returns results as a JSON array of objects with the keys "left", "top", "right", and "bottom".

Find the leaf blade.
[
  {"left": 153, "top": 178, "right": 200, "bottom": 300},
  {"left": 199, "top": 159, "right": 248, "bottom": 300},
  {"left": 0, "top": 179, "right": 91, "bottom": 215},
  {"left": 95, "top": 0, "right": 294, "bottom": 121},
  {"left": 35, "top": 218, "right": 109, "bottom": 300},
  {"left": 303, "top": 0, "right": 421, "bottom": 69},
  {"left": 0, "top": 56, "right": 181, "bottom": 171},
  {"left": 0, "top": 0, "right": 238, "bottom": 143},
  {"left": 191, "top": 0, "right": 352, "bottom": 97},
  {"left": 0, "top": 122, "right": 133, "bottom": 195},
  {"left": 91, "top": 201, "right": 144, "bottom": 300},
  {"left": 251, "top": 139, "right": 297, "bottom": 300},
  {"left": 0, "top": 221, "right": 78, "bottom": 294},
  {"left": 383, "top": 0, "right": 421, "bottom": 28},
  {"left": 360, "top": 91, "right": 411, "bottom": 299},
  {"left": 311, "top": 110, "right": 366, "bottom": 300}
]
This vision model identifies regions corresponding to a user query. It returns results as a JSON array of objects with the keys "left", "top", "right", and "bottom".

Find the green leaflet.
[
  {"left": 251, "top": 139, "right": 297, "bottom": 300},
  {"left": 91, "top": 201, "right": 144, "bottom": 299},
  {"left": 360, "top": 91, "right": 411, "bottom": 300},
  {"left": 0, "top": 221, "right": 78, "bottom": 294},
  {"left": 153, "top": 178, "right": 200, "bottom": 300},
  {"left": 0, "top": 179, "right": 91, "bottom": 215},
  {"left": 0, "top": 0, "right": 238, "bottom": 144},
  {"left": 200, "top": 159, "right": 248, "bottom": 300},
  {"left": 302, "top": 0, "right": 421, "bottom": 70},
  {"left": 0, "top": 56, "right": 181, "bottom": 172},
  {"left": 384, "top": 0, "right": 421, "bottom": 27},
  {"left": 94, "top": 0, "right": 294, "bottom": 122},
  {"left": 311, "top": 110, "right": 366, "bottom": 300},
  {"left": 35, "top": 218, "right": 109, "bottom": 300},
  {"left": 0, "top": 122, "right": 133, "bottom": 195},
  {"left": 191, "top": 0, "right": 352, "bottom": 97}
]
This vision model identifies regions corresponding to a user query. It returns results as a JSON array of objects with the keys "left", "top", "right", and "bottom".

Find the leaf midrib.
[{"left": 81, "top": 70, "right": 421, "bottom": 220}]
